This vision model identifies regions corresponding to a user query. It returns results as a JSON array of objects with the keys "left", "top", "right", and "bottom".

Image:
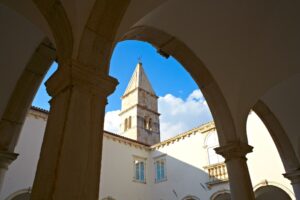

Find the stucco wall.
[
  {"left": 0, "top": 110, "right": 295, "bottom": 200},
  {"left": 0, "top": 110, "right": 46, "bottom": 199},
  {"left": 247, "top": 112, "right": 295, "bottom": 199},
  {"left": 150, "top": 130, "right": 229, "bottom": 200}
]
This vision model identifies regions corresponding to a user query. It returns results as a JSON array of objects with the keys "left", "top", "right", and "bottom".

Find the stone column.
[
  {"left": 31, "top": 61, "right": 118, "bottom": 200},
  {"left": 0, "top": 151, "right": 18, "bottom": 191},
  {"left": 215, "top": 142, "right": 255, "bottom": 200},
  {"left": 284, "top": 169, "right": 300, "bottom": 199}
]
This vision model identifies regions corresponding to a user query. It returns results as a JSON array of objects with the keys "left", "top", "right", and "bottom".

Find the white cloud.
[
  {"left": 158, "top": 89, "right": 212, "bottom": 140},
  {"left": 104, "top": 110, "right": 121, "bottom": 134},
  {"left": 103, "top": 89, "right": 213, "bottom": 141}
]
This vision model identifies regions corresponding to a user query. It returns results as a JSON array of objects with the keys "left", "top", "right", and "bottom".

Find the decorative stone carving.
[
  {"left": 284, "top": 169, "right": 300, "bottom": 184},
  {"left": 215, "top": 142, "right": 253, "bottom": 161}
]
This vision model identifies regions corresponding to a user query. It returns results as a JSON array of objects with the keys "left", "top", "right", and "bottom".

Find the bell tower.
[{"left": 119, "top": 61, "right": 160, "bottom": 145}]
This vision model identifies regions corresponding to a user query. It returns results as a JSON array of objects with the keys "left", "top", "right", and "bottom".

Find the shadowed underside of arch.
[
  {"left": 32, "top": 0, "right": 72, "bottom": 63},
  {"left": 0, "top": 38, "right": 56, "bottom": 152},
  {"left": 253, "top": 100, "right": 300, "bottom": 172}
]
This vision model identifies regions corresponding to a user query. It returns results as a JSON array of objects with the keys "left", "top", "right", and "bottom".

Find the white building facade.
[{"left": 0, "top": 63, "right": 295, "bottom": 200}]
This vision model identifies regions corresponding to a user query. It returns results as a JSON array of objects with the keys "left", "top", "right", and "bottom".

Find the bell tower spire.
[{"left": 119, "top": 62, "right": 160, "bottom": 145}]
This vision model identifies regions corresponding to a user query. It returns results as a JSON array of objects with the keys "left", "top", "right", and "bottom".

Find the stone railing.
[{"left": 204, "top": 162, "right": 228, "bottom": 186}]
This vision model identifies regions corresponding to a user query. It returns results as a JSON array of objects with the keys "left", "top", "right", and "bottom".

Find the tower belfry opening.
[{"left": 119, "top": 62, "right": 160, "bottom": 145}]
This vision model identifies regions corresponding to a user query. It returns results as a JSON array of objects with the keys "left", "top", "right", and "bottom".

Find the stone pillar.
[
  {"left": 0, "top": 151, "right": 18, "bottom": 191},
  {"left": 284, "top": 169, "right": 300, "bottom": 199},
  {"left": 215, "top": 142, "right": 255, "bottom": 200},
  {"left": 31, "top": 61, "right": 118, "bottom": 200}
]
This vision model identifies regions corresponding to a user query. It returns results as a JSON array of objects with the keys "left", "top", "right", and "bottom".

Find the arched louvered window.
[
  {"left": 128, "top": 116, "right": 132, "bottom": 129},
  {"left": 124, "top": 118, "right": 128, "bottom": 131},
  {"left": 148, "top": 118, "right": 152, "bottom": 130}
]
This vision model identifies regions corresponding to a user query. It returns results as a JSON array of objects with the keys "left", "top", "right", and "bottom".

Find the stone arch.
[
  {"left": 5, "top": 188, "right": 31, "bottom": 200},
  {"left": 32, "top": 0, "right": 73, "bottom": 63},
  {"left": 252, "top": 100, "right": 300, "bottom": 172},
  {"left": 0, "top": 38, "right": 56, "bottom": 152},
  {"left": 254, "top": 184, "right": 293, "bottom": 200},
  {"left": 121, "top": 25, "right": 237, "bottom": 145},
  {"left": 253, "top": 180, "right": 295, "bottom": 199},
  {"left": 77, "top": 0, "right": 130, "bottom": 72}
]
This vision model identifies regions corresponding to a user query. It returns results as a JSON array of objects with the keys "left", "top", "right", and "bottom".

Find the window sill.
[
  {"left": 133, "top": 179, "right": 146, "bottom": 184},
  {"left": 155, "top": 178, "right": 167, "bottom": 183}
]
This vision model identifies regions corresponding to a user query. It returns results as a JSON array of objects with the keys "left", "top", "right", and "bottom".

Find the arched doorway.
[{"left": 255, "top": 185, "right": 291, "bottom": 200}]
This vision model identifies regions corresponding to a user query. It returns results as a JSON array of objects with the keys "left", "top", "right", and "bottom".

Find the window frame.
[
  {"left": 205, "top": 131, "right": 224, "bottom": 165},
  {"left": 154, "top": 155, "right": 167, "bottom": 183},
  {"left": 133, "top": 156, "right": 147, "bottom": 183}
]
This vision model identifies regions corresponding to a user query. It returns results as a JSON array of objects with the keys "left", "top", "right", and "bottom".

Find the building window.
[
  {"left": 124, "top": 116, "right": 132, "bottom": 131},
  {"left": 133, "top": 157, "right": 146, "bottom": 183},
  {"left": 144, "top": 118, "right": 147, "bottom": 129},
  {"left": 128, "top": 116, "right": 131, "bottom": 129},
  {"left": 148, "top": 118, "right": 152, "bottom": 130},
  {"left": 124, "top": 118, "right": 128, "bottom": 131},
  {"left": 205, "top": 132, "right": 224, "bottom": 165},
  {"left": 144, "top": 116, "right": 152, "bottom": 130},
  {"left": 155, "top": 159, "right": 166, "bottom": 182}
]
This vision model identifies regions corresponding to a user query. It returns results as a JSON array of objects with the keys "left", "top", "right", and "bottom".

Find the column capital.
[
  {"left": 215, "top": 141, "right": 253, "bottom": 161},
  {"left": 46, "top": 60, "right": 118, "bottom": 98},
  {"left": 0, "top": 151, "right": 18, "bottom": 169},
  {"left": 284, "top": 169, "right": 300, "bottom": 184}
]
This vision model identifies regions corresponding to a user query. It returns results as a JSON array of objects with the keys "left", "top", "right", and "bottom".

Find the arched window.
[
  {"left": 143, "top": 116, "right": 152, "bottom": 130},
  {"left": 144, "top": 117, "right": 147, "bottom": 129},
  {"left": 148, "top": 118, "right": 152, "bottom": 130},
  {"left": 128, "top": 116, "right": 131, "bottom": 129},
  {"left": 124, "top": 118, "right": 128, "bottom": 131},
  {"left": 205, "top": 132, "right": 224, "bottom": 165}
]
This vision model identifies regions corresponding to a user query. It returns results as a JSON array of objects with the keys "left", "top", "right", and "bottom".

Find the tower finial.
[{"left": 138, "top": 56, "right": 142, "bottom": 64}]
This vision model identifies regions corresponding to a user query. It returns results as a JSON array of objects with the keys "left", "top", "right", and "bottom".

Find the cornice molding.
[
  {"left": 215, "top": 142, "right": 253, "bottom": 161},
  {"left": 46, "top": 60, "right": 118, "bottom": 98},
  {"left": 151, "top": 122, "right": 215, "bottom": 150},
  {"left": 103, "top": 131, "right": 150, "bottom": 151}
]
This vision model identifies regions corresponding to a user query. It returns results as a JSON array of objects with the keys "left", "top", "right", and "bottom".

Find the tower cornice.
[
  {"left": 121, "top": 87, "right": 158, "bottom": 99},
  {"left": 119, "top": 104, "right": 160, "bottom": 116}
]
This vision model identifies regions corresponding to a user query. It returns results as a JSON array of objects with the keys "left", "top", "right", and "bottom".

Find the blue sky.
[{"left": 32, "top": 40, "right": 213, "bottom": 139}]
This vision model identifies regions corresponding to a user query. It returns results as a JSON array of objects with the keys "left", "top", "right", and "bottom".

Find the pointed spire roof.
[{"left": 123, "top": 62, "right": 156, "bottom": 96}]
